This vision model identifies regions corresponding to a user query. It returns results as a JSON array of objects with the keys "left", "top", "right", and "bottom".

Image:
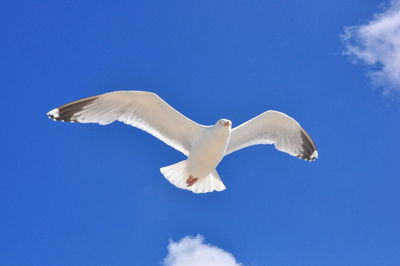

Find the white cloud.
[
  {"left": 342, "top": 0, "right": 400, "bottom": 93},
  {"left": 162, "top": 235, "right": 243, "bottom": 266}
]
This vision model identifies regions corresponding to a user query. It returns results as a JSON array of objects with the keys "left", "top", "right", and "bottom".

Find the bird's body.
[
  {"left": 48, "top": 90, "right": 318, "bottom": 193},
  {"left": 187, "top": 121, "right": 231, "bottom": 179}
]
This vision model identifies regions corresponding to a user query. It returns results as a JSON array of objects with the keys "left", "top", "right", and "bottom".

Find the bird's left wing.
[
  {"left": 225, "top": 110, "right": 318, "bottom": 161},
  {"left": 47, "top": 91, "right": 204, "bottom": 155}
]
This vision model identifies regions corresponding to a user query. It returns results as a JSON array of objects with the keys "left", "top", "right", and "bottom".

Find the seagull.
[{"left": 47, "top": 90, "right": 318, "bottom": 193}]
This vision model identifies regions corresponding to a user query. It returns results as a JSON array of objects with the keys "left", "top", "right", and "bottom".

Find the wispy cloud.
[
  {"left": 342, "top": 0, "right": 400, "bottom": 93},
  {"left": 162, "top": 235, "right": 243, "bottom": 266}
]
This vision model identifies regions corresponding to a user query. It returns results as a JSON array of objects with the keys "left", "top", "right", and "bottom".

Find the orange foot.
[{"left": 186, "top": 175, "right": 198, "bottom": 187}]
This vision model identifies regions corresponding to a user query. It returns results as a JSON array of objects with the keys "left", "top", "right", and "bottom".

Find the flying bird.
[{"left": 47, "top": 91, "right": 318, "bottom": 193}]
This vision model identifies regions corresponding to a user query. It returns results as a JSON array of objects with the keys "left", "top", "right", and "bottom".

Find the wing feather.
[
  {"left": 225, "top": 110, "right": 318, "bottom": 161},
  {"left": 47, "top": 91, "right": 204, "bottom": 155}
]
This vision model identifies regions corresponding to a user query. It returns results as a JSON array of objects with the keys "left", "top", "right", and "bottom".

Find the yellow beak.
[{"left": 223, "top": 121, "right": 230, "bottom": 127}]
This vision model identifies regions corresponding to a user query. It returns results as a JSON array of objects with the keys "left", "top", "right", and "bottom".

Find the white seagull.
[{"left": 47, "top": 91, "right": 318, "bottom": 193}]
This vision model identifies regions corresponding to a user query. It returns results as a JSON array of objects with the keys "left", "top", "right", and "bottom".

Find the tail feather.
[
  {"left": 160, "top": 160, "right": 189, "bottom": 190},
  {"left": 160, "top": 160, "right": 226, "bottom": 193}
]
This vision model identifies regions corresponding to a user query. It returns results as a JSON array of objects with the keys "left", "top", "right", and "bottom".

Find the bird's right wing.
[
  {"left": 226, "top": 110, "right": 318, "bottom": 161},
  {"left": 47, "top": 91, "right": 204, "bottom": 156}
]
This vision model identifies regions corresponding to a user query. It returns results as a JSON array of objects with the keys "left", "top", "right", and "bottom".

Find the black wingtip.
[
  {"left": 47, "top": 97, "right": 97, "bottom": 122},
  {"left": 297, "top": 130, "right": 318, "bottom": 161}
]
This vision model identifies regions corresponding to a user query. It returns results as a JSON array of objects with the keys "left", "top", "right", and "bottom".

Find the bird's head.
[{"left": 215, "top": 119, "right": 232, "bottom": 128}]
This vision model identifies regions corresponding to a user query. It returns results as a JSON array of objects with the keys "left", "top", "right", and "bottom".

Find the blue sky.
[{"left": 1, "top": 0, "right": 400, "bottom": 265}]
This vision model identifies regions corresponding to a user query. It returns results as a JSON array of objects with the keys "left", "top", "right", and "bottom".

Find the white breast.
[{"left": 187, "top": 126, "right": 231, "bottom": 178}]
